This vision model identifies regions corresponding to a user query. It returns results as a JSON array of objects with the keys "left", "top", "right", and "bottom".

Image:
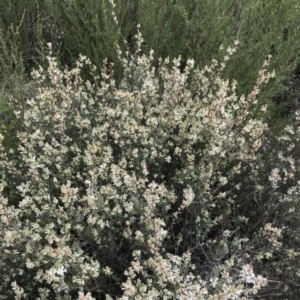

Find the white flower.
[
  {"left": 210, "top": 277, "right": 218, "bottom": 288},
  {"left": 26, "top": 260, "right": 35, "bottom": 269},
  {"left": 165, "top": 155, "right": 171, "bottom": 163},
  {"left": 55, "top": 266, "right": 67, "bottom": 276},
  {"left": 240, "top": 264, "right": 256, "bottom": 283},
  {"left": 223, "top": 230, "right": 231, "bottom": 237}
]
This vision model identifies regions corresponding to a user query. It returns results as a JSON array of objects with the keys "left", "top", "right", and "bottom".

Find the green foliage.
[
  {"left": 44, "top": 0, "right": 120, "bottom": 68},
  {"left": 0, "top": 0, "right": 47, "bottom": 71},
  {"left": 0, "top": 18, "right": 28, "bottom": 155},
  {"left": 1, "top": 0, "right": 299, "bottom": 101}
]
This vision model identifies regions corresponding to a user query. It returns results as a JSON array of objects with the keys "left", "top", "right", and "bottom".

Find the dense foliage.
[
  {"left": 0, "top": 1, "right": 300, "bottom": 299},
  {"left": 1, "top": 0, "right": 300, "bottom": 96}
]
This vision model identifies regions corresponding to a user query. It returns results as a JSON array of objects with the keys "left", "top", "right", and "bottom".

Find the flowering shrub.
[{"left": 1, "top": 27, "right": 300, "bottom": 299}]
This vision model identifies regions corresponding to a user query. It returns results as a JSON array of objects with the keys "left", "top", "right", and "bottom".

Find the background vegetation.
[{"left": 0, "top": 0, "right": 300, "bottom": 299}]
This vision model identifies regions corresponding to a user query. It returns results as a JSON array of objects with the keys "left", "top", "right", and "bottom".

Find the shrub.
[
  {"left": 1, "top": 0, "right": 300, "bottom": 164},
  {"left": 1, "top": 29, "right": 300, "bottom": 299}
]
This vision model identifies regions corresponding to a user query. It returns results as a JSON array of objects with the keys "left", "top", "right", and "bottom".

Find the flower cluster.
[{"left": 1, "top": 23, "right": 300, "bottom": 299}]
